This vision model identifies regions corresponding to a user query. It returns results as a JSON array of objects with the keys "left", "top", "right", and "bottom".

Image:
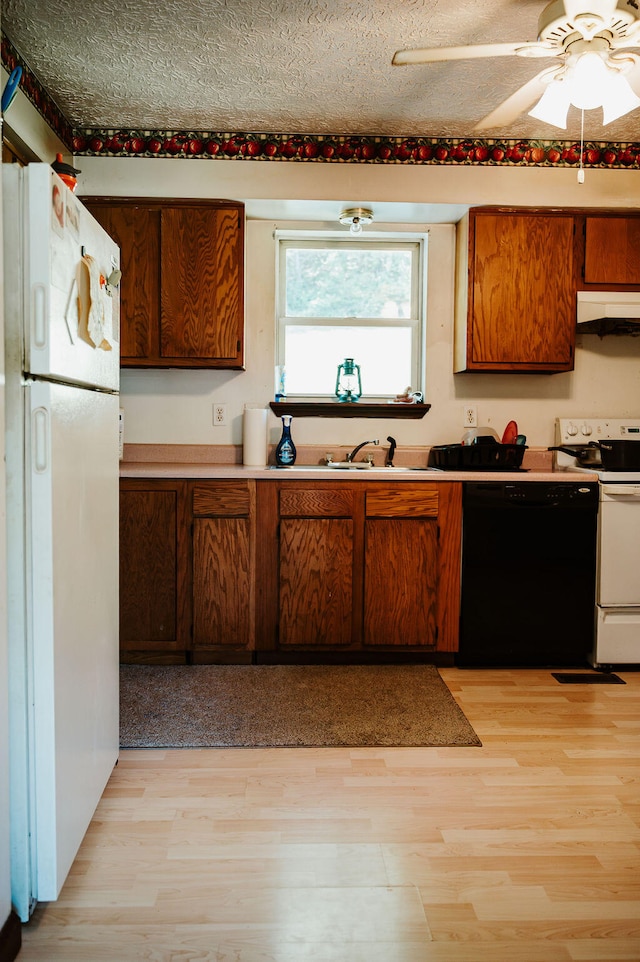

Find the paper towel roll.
[{"left": 243, "top": 406, "right": 268, "bottom": 466}]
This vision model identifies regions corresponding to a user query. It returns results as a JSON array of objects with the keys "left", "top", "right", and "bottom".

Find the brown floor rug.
[{"left": 119, "top": 664, "right": 481, "bottom": 748}]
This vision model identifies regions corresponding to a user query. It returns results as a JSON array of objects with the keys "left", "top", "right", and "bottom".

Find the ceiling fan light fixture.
[
  {"left": 339, "top": 207, "right": 373, "bottom": 235},
  {"left": 528, "top": 79, "right": 571, "bottom": 127},
  {"left": 570, "top": 51, "right": 612, "bottom": 109},
  {"left": 528, "top": 48, "right": 640, "bottom": 127},
  {"left": 600, "top": 69, "right": 640, "bottom": 123}
]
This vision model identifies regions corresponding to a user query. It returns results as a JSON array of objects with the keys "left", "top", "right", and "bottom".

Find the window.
[{"left": 276, "top": 232, "right": 427, "bottom": 398}]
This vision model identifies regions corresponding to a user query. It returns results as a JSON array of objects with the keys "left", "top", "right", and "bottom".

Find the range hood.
[{"left": 577, "top": 291, "right": 640, "bottom": 335}]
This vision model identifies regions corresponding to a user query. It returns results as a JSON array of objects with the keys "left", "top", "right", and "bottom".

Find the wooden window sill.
[{"left": 269, "top": 402, "right": 431, "bottom": 419}]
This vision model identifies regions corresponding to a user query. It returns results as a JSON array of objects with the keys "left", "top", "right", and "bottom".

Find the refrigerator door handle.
[
  {"left": 32, "top": 282, "right": 47, "bottom": 348},
  {"left": 32, "top": 407, "right": 49, "bottom": 473}
]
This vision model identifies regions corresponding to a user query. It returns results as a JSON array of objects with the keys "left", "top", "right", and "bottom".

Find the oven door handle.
[{"left": 601, "top": 484, "right": 640, "bottom": 497}]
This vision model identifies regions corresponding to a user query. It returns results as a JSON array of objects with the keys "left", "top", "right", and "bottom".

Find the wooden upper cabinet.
[
  {"left": 160, "top": 206, "right": 243, "bottom": 361},
  {"left": 455, "top": 209, "right": 577, "bottom": 373},
  {"left": 583, "top": 216, "right": 640, "bottom": 287},
  {"left": 88, "top": 204, "right": 160, "bottom": 360},
  {"left": 85, "top": 198, "right": 245, "bottom": 369}
]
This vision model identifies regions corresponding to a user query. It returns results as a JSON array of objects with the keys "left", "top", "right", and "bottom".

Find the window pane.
[
  {"left": 285, "top": 247, "right": 413, "bottom": 318},
  {"left": 284, "top": 326, "right": 412, "bottom": 396}
]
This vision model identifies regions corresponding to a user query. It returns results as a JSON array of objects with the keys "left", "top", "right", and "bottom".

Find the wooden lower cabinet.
[
  {"left": 364, "top": 519, "right": 438, "bottom": 648},
  {"left": 191, "top": 481, "right": 255, "bottom": 663},
  {"left": 120, "top": 477, "right": 462, "bottom": 664},
  {"left": 364, "top": 485, "right": 440, "bottom": 650},
  {"left": 119, "top": 479, "right": 190, "bottom": 662},
  {"left": 279, "top": 518, "right": 355, "bottom": 647},
  {"left": 119, "top": 478, "right": 255, "bottom": 663},
  {"left": 255, "top": 480, "right": 462, "bottom": 661}
]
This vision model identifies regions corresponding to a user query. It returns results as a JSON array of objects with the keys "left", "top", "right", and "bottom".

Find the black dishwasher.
[{"left": 457, "top": 481, "right": 599, "bottom": 667}]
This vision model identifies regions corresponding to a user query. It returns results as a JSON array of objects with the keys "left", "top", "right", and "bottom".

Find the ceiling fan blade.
[
  {"left": 392, "top": 41, "right": 550, "bottom": 66},
  {"left": 473, "top": 68, "right": 559, "bottom": 131},
  {"left": 611, "top": 33, "right": 640, "bottom": 50}
]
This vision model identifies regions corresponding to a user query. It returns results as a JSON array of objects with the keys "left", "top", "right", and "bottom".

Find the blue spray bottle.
[{"left": 275, "top": 415, "right": 296, "bottom": 466}]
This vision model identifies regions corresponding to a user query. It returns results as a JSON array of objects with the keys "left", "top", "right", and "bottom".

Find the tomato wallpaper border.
[
  {"left": 69, "top": 130, "right": 640, "bottom": 168},
  {"left": 4, "top": 32, "right": 640, "bottom": 171}
]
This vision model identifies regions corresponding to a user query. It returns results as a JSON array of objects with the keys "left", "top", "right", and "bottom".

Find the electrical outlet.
[
  {"left": 463, "top": 405, "right": 478, "bottom": 428},
  {"left": 213, "top": 403, "right": 227, "bottom": 426}
]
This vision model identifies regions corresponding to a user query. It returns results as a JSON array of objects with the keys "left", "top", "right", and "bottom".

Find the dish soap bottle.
[{"left": 275, "top": 415, "right": 296, "bottom": 466}]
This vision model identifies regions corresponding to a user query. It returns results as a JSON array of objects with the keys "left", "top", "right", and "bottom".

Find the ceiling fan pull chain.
[{"left": 578, "top": 109, "right": 585, "bottom": 184}]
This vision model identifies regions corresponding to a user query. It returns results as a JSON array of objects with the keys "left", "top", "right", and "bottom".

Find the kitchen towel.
[{"left": 243, "top": 406, "right": 268, "bottom": 466}]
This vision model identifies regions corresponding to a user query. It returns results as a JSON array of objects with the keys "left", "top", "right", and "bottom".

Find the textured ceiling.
[{"left": 2, "top": 0, "right": 640, "bottom": 141}]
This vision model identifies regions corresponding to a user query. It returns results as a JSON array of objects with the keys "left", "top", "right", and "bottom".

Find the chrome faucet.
[{"left": 346, "top": 438, "right": 379, "bottom": 463}]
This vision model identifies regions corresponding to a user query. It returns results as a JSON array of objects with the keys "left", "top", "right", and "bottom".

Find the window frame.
[{"left": 275, "top": 229, "right": 428, "bottom": 400}]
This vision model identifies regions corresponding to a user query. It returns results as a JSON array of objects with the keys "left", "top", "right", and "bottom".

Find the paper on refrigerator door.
[{"left": 76, "top": 254, "right": 112, "bottom": 351}]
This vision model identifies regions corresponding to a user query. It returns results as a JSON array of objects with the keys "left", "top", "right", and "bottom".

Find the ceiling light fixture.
[
  {"left": 339, "top": 208, "right": 374, "bottom": 234},
  {"left": 528, "top": 46, "right": 640, "bottom": 129}
]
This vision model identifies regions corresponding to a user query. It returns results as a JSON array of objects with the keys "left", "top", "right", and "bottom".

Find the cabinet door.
[
  {"left": 364, "top": 486, "right": 439, "bottom": 649},
  {"left": 85, "top": 199, "right": 244, "bottom": 369},
  {"left": 119, "top": 480, "right": 188, "bottom": 657},
  {"left": 191, "top": 482, "right": 254, "bottom": 660},
  {"left": 465, "top": 212, "right": 576, "bottom": 372},
  {"left": 279, "top": 518, "right": 354, "bottom": 647},
  {"left": 364, "top": 519, "right": 438, "bottom": 648},
  {"left": 161, "top": 206, "right": 244, "bottom": 364},
  {"left": 86, "top": 203, "right": 160, "bottom": 362},
  {"left": 584, "top": 216, "right": 640, "bottom": 286},
  {"left": 278, "top": 486, "right": 356, "bottom": 649},
  {"left": 256, "top": 480, "right": 463, "bottom": 660}
]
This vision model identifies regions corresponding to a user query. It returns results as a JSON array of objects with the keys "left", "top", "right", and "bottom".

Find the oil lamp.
[{"left": 335, "top": 358, "right": 362, "bottom": 403}]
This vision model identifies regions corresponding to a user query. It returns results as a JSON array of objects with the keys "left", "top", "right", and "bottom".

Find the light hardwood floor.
[{"left": 18, "top": 667, "right": 640, "bottom": 961}]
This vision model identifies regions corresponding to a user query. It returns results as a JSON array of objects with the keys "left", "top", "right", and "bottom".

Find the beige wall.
[{"left": 77, "top": 156, "right": 640, "bottom": 450}]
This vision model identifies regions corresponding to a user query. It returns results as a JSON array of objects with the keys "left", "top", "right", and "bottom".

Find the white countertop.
[{"left": 120, "top": 461, "right": 598, "bottom": 482}]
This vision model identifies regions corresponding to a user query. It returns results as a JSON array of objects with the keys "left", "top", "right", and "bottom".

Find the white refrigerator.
[{"left": 3, "top": 164, "right": 120, "bottom": 921}]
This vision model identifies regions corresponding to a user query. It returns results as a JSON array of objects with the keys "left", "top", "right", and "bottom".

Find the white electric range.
[{"left": 555, "top": 418, "right": 640, "bottom": 668}]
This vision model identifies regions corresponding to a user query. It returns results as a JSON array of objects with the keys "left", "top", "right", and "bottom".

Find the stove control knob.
[
  {"left": 566, "top": 422, "right": 578, "bottom": 437},
  {"left": 580, "top": 423, "right": 593, "bottom": 437}
]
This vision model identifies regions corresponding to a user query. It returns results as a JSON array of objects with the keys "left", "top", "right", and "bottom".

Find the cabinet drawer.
[
  {"left": 192, "top": 482, "right": 251, "bottom": 517},
  {"left": 366, "top": 486, "right": 438, "bottom": 518},
  {"left": 279, "top": 487, "right": 355, "bottom": 517}
]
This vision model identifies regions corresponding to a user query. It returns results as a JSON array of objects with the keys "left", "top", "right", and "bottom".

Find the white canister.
[{"left": 243, "top": 406, "right": 268, "bottom": 466}]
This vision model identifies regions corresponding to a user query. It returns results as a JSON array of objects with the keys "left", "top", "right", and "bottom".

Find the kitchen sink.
[
  {"left": 269, "top": 463, "right": 385, "bottom": 471},
  {"left": 268, "top": 464, "right": 441, "bottom": 473}
]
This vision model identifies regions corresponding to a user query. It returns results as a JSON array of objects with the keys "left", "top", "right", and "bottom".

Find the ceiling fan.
[{"left": 392, "top": 0, "right": 640, "bottom": 129}]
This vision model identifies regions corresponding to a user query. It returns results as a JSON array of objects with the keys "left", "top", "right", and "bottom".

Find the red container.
[{"left": 51, "top": 153, "right": 80, "bottom": 192}]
